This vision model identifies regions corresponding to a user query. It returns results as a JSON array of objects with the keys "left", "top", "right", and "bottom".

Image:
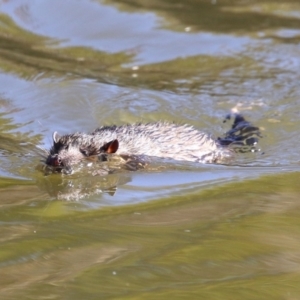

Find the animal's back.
[{"left": 93, "top": 122, "right": 231, "bottom": 163}]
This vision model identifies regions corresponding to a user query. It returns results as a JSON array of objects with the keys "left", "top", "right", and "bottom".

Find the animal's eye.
[{"left": 54, "top": 142, "right": 62, "bottom": 151}]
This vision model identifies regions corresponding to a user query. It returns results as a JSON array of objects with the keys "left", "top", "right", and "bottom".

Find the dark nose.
[{"left": 46, "top": 154, "right": 62, "bottom": 167}]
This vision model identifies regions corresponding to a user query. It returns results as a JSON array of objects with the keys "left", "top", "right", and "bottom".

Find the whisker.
[{"left": 36, "top": 145, "right": 49, "bottom": 154}]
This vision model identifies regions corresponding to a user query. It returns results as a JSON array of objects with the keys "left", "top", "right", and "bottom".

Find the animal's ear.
[
  {"left": 52, "top": 131, "right": 60, "bottom": 143},
  {"left": 100, "top": 139, "right": 119, "bottom": 154}
]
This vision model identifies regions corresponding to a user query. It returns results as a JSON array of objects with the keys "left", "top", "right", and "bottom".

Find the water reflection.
[
  {"left": 104, "top": 0, "right": 300, "bottom": 33},
  {"left": 0, "top": 0, "right": 253, "bottom": 64},
  {"left": 1, "top": 172, "right": 300, "bottom": 299},
  {"left": 37, "top": 170, "right": 131, "bottom": 201}
]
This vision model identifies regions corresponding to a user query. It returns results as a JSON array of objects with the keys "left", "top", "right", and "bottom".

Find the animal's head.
[{"left": 46, "top": 132, "right": 119, "bottom": 174}]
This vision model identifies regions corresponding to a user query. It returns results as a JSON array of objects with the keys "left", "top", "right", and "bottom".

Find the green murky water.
[{"left": 1, "top": 0, "right": 300, "bottom": 299}]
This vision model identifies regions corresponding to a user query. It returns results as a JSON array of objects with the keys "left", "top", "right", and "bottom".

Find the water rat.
[{"left": 45, "top": 114, "right": 260, "bottom": 174}]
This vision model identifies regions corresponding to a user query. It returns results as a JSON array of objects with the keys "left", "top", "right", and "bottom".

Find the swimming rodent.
[{"left": 45, "top": 114, "right": 260, "bottom": 174}]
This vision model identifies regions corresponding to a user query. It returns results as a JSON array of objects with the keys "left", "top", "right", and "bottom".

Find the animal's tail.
[{"left": 217, "top": 113, "right": 262, "bottom": 153}]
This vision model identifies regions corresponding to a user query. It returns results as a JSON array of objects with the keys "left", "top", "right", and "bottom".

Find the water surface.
[{"left": 0, "top": 0, "right": 300, "bottom": 299}]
